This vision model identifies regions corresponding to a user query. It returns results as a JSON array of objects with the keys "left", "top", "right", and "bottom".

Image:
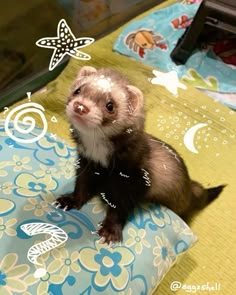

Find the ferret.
[{"left": 55, "top": 66, "right": 224, "bottom": 245}]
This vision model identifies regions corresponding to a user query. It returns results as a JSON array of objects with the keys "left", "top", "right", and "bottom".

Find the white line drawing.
[
  {"left": 27, "top": 92, "right": 31, "bottom": 101},
  {"left": 126, "top": 128, "right": 133, "bottom": 134},
  {"left": 47, "top": 210, "right": 62, "bottom": 217},
  {"left": 151, "top": 139, "right": 180, "bottom": 163},
  {"left": 183, "top": 123, "right": 208, "bottom": 154},
  {"left": 100, "top": 193, "right": 116, "bottom": 208},
  {"left": 20, "top": 222, "right": 68, "bottom": 278},
  {"left": 119, "top": 172, "right": 130, "bottom": 178},
  {"left": 3, "top": 107, "right": 9, "bottom": 115},
  {"left": 4, "top": 102, "right": 48, "bottom": 144},
  {"left": 51, "top": 116, "right": 58, "bottom": 123},
  {"left": 149, "top": 70, "right": 186, "bottom": 96},
  {"left": 50, "top": 133, "right": 57, "bottom": 140},
  {"left": 36, "top": 19, "right": 95, "bottom": 71},
  {"left": 141, "top": 169, "right": 152, "bottom": 186},
  {"left": 74, "top": 158, "right": 81, "bottom": 169}
]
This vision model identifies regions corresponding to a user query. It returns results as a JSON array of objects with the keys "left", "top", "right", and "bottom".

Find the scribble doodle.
[
  {"left": 163, "top": 164, "right": 167, "bottom": 170},
  {"left": 3, "top": 107, "right": 9, "bottom": 115},
  {"left": 119, "top": 172, "right": 130, "bottom": 178},
  {"left": 27, "top": 92, "right": 31, "bottom": 101},
  {"left": 20, "top": 222, "right": 68, "bottom": 265},
  {"left": 151, "top": 139, "right": 180, "bottom": 162},
  {"left": 141, "top": 169, "right": 152, "bottom": 186},
  {"left": 100, "top": 193, "right": 116, "bottom": 209},
  {"left": 4, "top": 102, "right": 48, "bottom": 143},
  {"left": 74, "top": 158, "right": 81, "bottom": 169}
]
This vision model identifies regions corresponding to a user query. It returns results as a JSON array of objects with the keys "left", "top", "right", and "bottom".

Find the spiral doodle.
[{"left": 4, "top": 102, "right": 48, "bottom": 144}]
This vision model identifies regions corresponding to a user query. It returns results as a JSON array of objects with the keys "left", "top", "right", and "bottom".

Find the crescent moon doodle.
[{"left": 183, "top": 123, "right": 208, "bottom": 154}]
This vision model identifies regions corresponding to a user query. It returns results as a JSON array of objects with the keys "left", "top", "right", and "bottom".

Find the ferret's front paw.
[
  {"left": 53, "top": 193, "right": 78, "bottom": 211},
  {"left": 97, "top": 223, "right": 123, "bottom": 246}
]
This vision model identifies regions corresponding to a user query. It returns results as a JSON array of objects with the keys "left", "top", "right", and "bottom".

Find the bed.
[{"left": 0, "top": 0, "right": 235, "bottom": 294}]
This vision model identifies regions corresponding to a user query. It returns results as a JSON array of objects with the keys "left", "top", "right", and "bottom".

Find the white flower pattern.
[
  {"left": 0, "top": 121, "right": 197, "bottom": 294},
  {"left": 153, "top": 233, "right": 176, "bottom": 279}
]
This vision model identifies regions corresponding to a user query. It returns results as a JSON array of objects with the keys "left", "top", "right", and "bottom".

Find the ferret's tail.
[
  {"left": 207, "top": 185, "right": 226, "bottom": 202},
  {"left": 191, "top": 181, "right": 226, "bottom": 210}
]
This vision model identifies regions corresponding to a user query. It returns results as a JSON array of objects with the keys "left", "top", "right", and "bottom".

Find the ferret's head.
[{"left": 66, "top": 66, "right": 144, "bottom": 137}]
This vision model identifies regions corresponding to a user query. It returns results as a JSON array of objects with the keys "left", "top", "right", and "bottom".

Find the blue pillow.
[{"left": 0, "top": 121, "right": 197, "bottom": 294}]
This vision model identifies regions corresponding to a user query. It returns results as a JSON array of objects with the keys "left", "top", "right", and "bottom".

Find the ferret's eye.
[
  {"left": 73, "top": 87, "right": 81, "bottom": 95},
  {"left": 106, "top": 101, "right": 114, "bottom": 113}
]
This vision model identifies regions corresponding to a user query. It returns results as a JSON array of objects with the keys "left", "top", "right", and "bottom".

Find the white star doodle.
[
  {"left": 77, "top": 104, "right": 84, "bottom": 111},
  {"left": 50, "top": 133, "right": 57, "bottom": 140},
  {"left": 149, "top": 70, "right": 187, "bottom": 96},
  {"left": 36, "top": 19, "right": 95, "bottom": 71}
]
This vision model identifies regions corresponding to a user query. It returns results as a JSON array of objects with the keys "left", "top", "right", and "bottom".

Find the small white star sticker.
[
  {"left": 36, "top": 19, "right": 95, "bottom": 71},
  {"left": 93, "top": 76, "right": 113, "bottom": 92},
  {"left": 77, "top": 104, "right": 84, "bottom": 111},
  {"left": 50, "top": 133, "right": 57, "bottom": 140},
  {"left": 149, "top": 70, "right": 187, "bottom": 96}
]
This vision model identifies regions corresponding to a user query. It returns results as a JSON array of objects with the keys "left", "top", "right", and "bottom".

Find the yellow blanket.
[{"left": 2, "top": 1, "right": 236, "bottom": 294}]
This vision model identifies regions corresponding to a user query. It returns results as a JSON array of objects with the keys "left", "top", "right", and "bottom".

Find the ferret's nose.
[{"left": 73, "top": 101, "right": 90, "bottom": 115}]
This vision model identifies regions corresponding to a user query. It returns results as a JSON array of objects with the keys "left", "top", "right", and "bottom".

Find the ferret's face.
[{"left": 66, "top": 67, "right": 144, "bottom": 137}]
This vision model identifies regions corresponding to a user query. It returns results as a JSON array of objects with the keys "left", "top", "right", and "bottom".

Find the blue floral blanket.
[
  {"left": 0, "top": 121, "right": 197, "bottom": 294},
  {"left": 113, "top": 2, "right": 236, "bottom": 94}
]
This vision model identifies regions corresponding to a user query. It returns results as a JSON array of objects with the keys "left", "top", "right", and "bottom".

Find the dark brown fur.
[{"left": 56, "top": 66, "right": 225, "bottom": 244}]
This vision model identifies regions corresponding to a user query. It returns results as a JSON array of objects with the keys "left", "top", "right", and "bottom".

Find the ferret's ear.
[
  {"left": 76, "top": 66, "right": 97, "bottom": 80},
  {"left": 126, "top": 85, "right": 144, "bottom": 115}
]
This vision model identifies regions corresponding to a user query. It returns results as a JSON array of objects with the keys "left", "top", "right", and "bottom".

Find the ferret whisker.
[
  {"left": 91, "top": 128, "right": 96, "bottom": 159},
  {"left": 97, "top": 125, "right": 107, "bottom": 139},
  {"left": 107, "top": 125, "right": 123, "bottom": 135},
  {"left": 109, "top": 154, "right": 116, "bottom": 175}
]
